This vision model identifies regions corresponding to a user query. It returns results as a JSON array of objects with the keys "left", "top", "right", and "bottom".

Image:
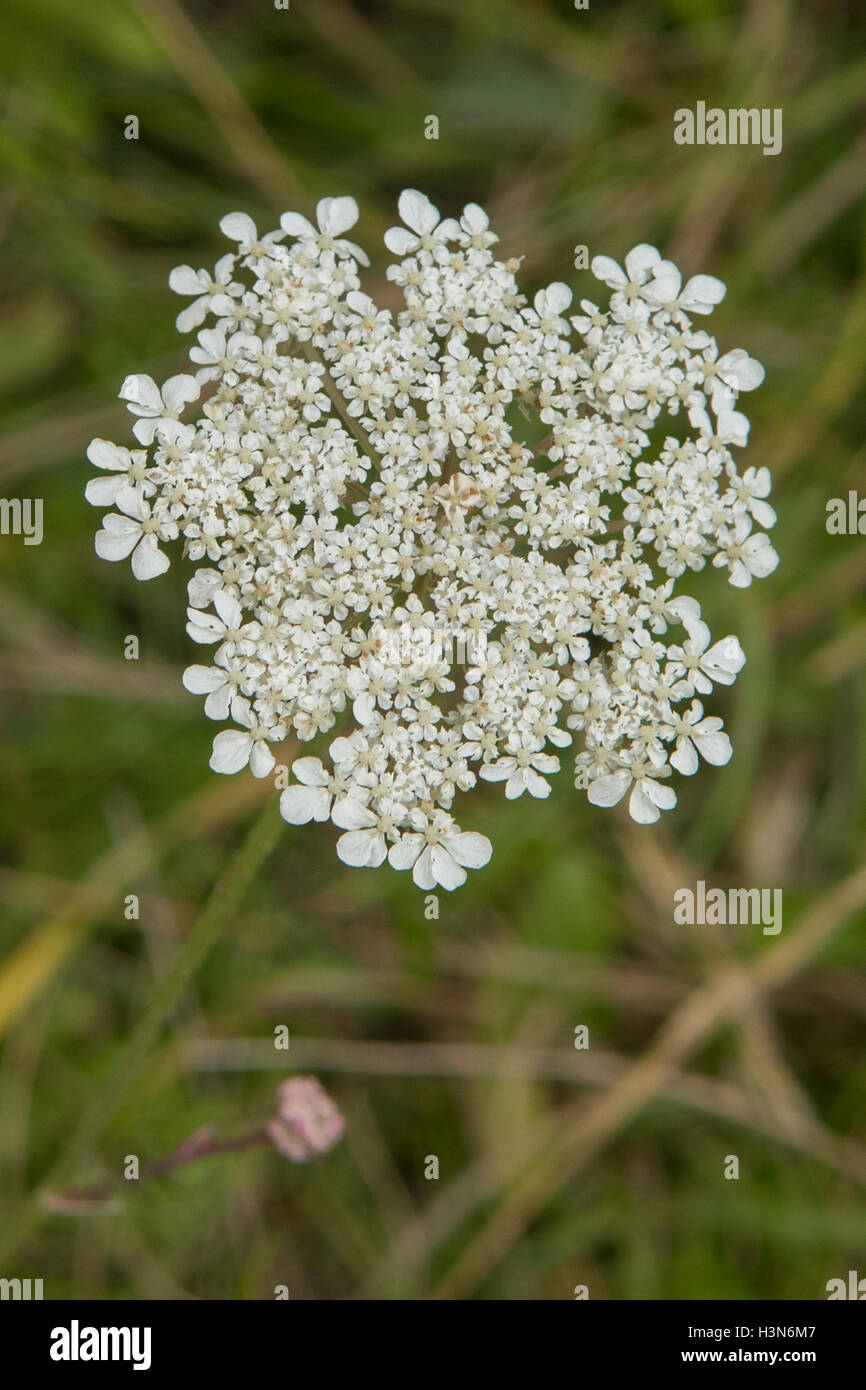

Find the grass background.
[{"left": 1, "top": 0, "right": 865, "bottom": 1300}]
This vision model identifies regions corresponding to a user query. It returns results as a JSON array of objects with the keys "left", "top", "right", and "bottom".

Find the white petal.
[
  {"left": 623, "top": 244, "right": 661, "bottom": 282},
  {"left": 442, "top": 831, "right": 491, "bottom": 870},
  {"left": 683, "top": 616, "right": 711, "bottom": 652},
  {"left": 229, "top": 694, "right": 254, "bottom": 729},
  {"left": 647, "top": 779, "right": 677, "bottom": 810},
  {"left": 590, "top": 255, "right": 627, "bottom": 289},
  {"left": 645, "top": 263, "right": 682, "bottom": 303},
  {"left": 479, "top": 762, "right": 513, "bottom": 783},
  {"left": 680, "top": 273, "right": 726, "bottom": 313},
  {"left": 343, "top": 289, "right": 369, "bottom": 315},
  {"left": 337, "top": 828, "right": 385, "bottom": 868},
  {"left": 161, "top": 373, "right": 199, "bottom": 413},
  {"left": 537, "top": 282, "right": 572, "bottom": 316},
  {"left": 318, "top": 195, "right": 359, "bottom": 236},
  {"left": 671, "top": 739, "right": 699, "bottom": 776},
  {"left": 208, "top": 293, "right": 237, "bottom": 317},
  {"left": 410, "top": 845, "right": 437, "bottom": 891},
  {"left": 209, "top": 730, "right": 252, "bottom": 774},
  {"left": 280, "top": 211, "right": 317, "bottom": 238},
  {"left": 743, "top": 535, "right": 779, "bottom": 579},
  {"left": 213, "top": 589, "right": 242, "bottom": 628},
  {"left": 365, "top": 834, "right": 388, "bottom": 869},
  {"left": 159, "top": 419, "right": 193, "bottom": 442},
  {"left": 710, "top": 380, "right": 737, "bottom": 415},
  {"left": 353, "top": 692, "right": 375, "bottom": 726},
  {"left": 429, "top": 845, "right": 466, "bottom": 891},
  {"left": 87, "top": 438, "right": 130, "bottom": 471},
  {"left": 203, "top": 686, "right": 232, "bottom": 721},
  {"left": 228, "top": 330, "right": 260, "bottom": 356},
  {"left": 313, "top": 196, "right": 335, "bottom": 231},
  {"left": 692, "top": 729, "right": 732, "bottom": 766},
  {"left": 525, "top": 768, "right": 552, "bottom": 798},
  {"left": 120, "top": 373, "right": 162, "bottom": 415},
  {"left": 547, "top": 726, "right": 572, "bottom": 748},
  {"left": 219, "top": 212, "right": 258, "bottom": 245},
  {"left": 280, "top": 784, "right": 330, "bottom": 825},
  {"left": 176, "top": 299, "right": 209, "bottom": 333},
  {"left": 398, "top": 189, "right": 438, "bottom": 234},
  {"left": 505, "top": 770, "right": 529, "bottom": 799},
  {"left": 388, "top": 835, "right": 423, "bottom": 871},
  {"left": 114, "top": 485, "right": 149, "bottom": 521},
  {"left": 94, "top": 517, "right": 140, "bottom": 561},
  {"left": 336, "top": 237, "right": 369, "bottom": 264},
  {"left": 461, "top": 203, "right": 488, "bottom": 233},
  {"left": 587, "top": 770, "right": 631, "bottom": 807},
  {"left": 703, "top": 636, "right": 745, "bottom": 683},
  {"left": 532, "top": 753, "right": 560, "bottom": 774},
  {"left": 328, "top": 736, "right": 357, "bottom": 767},
  {"left": 292, "top": 757, "right": 329, "bottom": 788},
  {"left": 628, "top": 781, "right": 661, "bottom": 824},
  {"left": 130, "top": 535, "right": 169, "bottom": 580},
  {"left": 751, "top": 499, "right": 776, "bottom": 529},
  {"left": 169, "top": 265, "right": 208, "bottom": 294},
  {"left": 384, "top": 227, "right": 417, "bottom": 255},
  {"left": 718, "top": 348, "right": 764, "bottom": 391},
  {"left": 249, "top": 741, "right": 276, "bottom": 779},
  {"left": 191, "top": 328, "right": 225, "bottom": 363},
  {"left": 188, "top": 569, "right": 222, "bottom": 607},
  {"left": 85, "top": 474, "right": 129, "bottom": 507},
  {"left": 131, "top": 419, "right": 156, "bottom": 445},
  {"left": 689, "top": 404, "right": 713, "bottom": 437},
  {"left": 186, "top": 612, "right": 224, "bottom": 643},
  {"left": 667, "top": 596, "right": 702, "bottom": 626},
  {"left": 331, "top": 798, "right": 376, "bottom": 831},
  {"left": 717, "top": 410, "right": 750, "bottom": 447}
]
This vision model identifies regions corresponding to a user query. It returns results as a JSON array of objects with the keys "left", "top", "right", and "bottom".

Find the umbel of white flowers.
[{"left": 86, "top": 190, "right": 778, "bottom": 891}]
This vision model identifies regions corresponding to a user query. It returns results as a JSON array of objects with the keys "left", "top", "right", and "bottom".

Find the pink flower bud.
[{"left": 267, "top": 1076, "right": 345, "bottom": 1162}]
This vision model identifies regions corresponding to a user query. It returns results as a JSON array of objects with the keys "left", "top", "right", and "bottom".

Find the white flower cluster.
[{"left": 86, "top": 190, "right": 778, "bottom": 890}]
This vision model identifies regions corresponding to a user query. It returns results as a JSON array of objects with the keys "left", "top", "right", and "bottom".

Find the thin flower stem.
[
  {"left": 532, "top": 431, "right": 554, "bottom": 457},
  {"left": 42, "top": 1126, "right": 271, "bottom": 1208},
  {"left": 300, "top": 339, "right": 381, "bottom": 469},
  {"left": 57, "top": 796, "right": 285, "bottom": 1184}
]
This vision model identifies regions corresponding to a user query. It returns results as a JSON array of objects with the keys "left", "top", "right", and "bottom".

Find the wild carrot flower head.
[{"left": 86, "top": 190, "right": 777, "bottom": 890}]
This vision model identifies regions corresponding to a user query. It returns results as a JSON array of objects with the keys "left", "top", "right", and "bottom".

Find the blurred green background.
[{"left": 1, "top": 0, "right": 866, "bottom": 1300}]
